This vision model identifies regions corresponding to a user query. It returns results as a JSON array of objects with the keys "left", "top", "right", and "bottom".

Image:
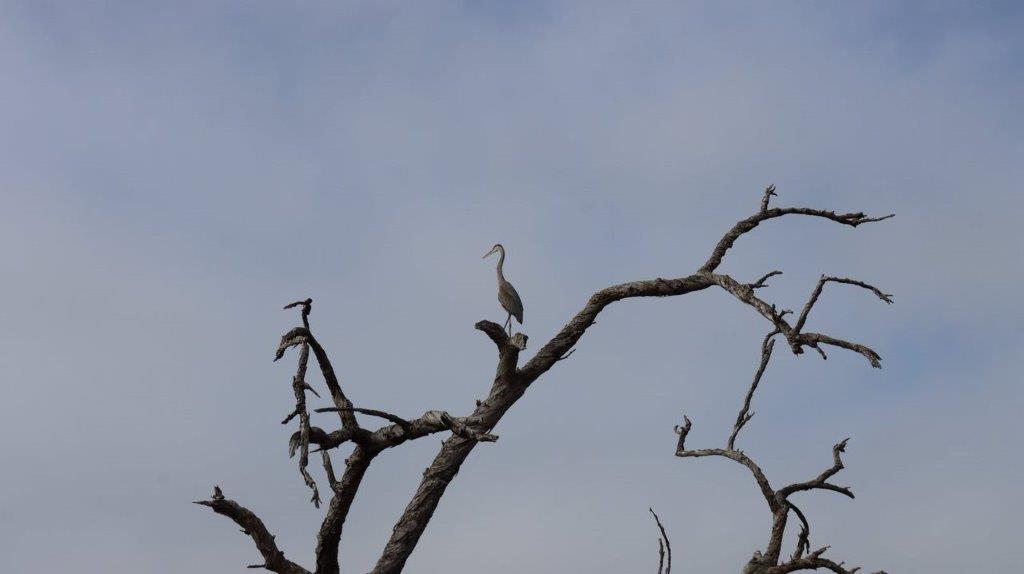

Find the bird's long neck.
[{"left": 495, "top": 248, "right": 506, "bottom": 282}]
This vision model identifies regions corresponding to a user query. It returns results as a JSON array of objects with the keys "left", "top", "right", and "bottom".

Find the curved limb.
[{"left": 194, "top": 487, "right": 311, "bottom": 574}]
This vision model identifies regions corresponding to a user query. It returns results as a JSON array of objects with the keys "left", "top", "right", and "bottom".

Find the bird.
[{"left": 482, "top": 243, "right": 524, "bottom": 335}]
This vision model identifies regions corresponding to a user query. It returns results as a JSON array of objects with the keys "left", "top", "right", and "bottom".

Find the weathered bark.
[
  {"left": 372, "top": 321, "right": 522, "bottom": 573},
  {"left": 195, "top": 186, "right": 892, "bottom": 574},
  {"left": 194, "top": 487, "right": 311, "bottom": 574},
  {"left": 372, "top": 278, "right": 716, "bottom": 573},
  {"left": 675, "top": 330, "right": 886, "bottom": 574},
  {"left": 315, "top": 445, "right": 374, "bottom": 574}
]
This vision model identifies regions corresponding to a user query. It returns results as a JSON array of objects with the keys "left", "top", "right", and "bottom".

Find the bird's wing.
[{"left": 500, "top": 281, "right": 524, "bottom": 323}]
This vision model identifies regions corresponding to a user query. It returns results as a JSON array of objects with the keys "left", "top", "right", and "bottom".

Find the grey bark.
[
  {"left": 674, "top": 327, "right": 888, "bottom": 573},
  {"left": 195, "top": 186, "right": 892, "bottom": 574}
]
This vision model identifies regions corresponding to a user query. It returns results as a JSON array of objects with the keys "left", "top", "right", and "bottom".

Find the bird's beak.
[{"left": 482, "top": 247, "right": 495, "bottom": 258}]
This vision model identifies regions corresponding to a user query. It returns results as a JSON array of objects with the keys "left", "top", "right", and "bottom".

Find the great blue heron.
[{"left": 483, "top": 243, "right": 523, "bottom": 335}]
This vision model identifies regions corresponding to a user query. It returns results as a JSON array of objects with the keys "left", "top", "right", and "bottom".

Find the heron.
[{"left": 483, "top": 243, "right": 524, "bottom": 335}]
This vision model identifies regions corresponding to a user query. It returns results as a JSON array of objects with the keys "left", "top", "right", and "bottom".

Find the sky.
[{"left": 1, "top": 2, "right": 1021, "bottom": 572}]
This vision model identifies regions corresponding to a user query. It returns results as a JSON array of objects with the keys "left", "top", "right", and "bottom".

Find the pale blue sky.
[{"left": 1, "top": 2, "right": 1021, "bottom": 573}]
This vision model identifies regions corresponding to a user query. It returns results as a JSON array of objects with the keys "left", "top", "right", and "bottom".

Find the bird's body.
[
  {"left": 498, "top": 278, "right": 524, "bottom": 325},
  {"left": 483, "top": 244, "right": 524, "bottom": 334}
]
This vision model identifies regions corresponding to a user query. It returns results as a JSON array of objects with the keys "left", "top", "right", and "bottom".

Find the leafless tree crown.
[{"left": 196, "top": 186, "right": 893, "bottom": 573}]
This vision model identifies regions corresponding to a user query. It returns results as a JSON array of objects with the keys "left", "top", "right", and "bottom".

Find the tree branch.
[
  {"left": 786, "top": 501, "right": 811, "bottom": 561},
  {"left": 194, "top": 487, "right": 310, "bottom": 574},
  {"left": 315, "top": 446, "right": 375, "bottom": 574},
  {"left": 760, "top": 184, "right": 778, "bottom": 213},
  {"left": 729, "top": 331, "right": 777, "bottom": 450},
  {"left": 796, "top": 332, "right": 882, "bottom": 369},
  {"left": 517, "top": 275, "right": 714, "bottom": 382},
  {"left": 304, "top": 331, "right": 360, "bottom": 431},
  {"left": 274, "top": 299, "right": 375, "bottom": 573},
  {"left": 321, "top": 450, "right": 339, "bottom": 491},
  {"left": 299, "top": 357, "right": 506, "bottom": 574},
  {"left": 700, "top": 199, "right": 893, "bottom": 274},
  {"left": 202, "top": 187, "right": 892, "bottom": 574},
  {"left": 776, "top": 439, "right": 854, "bottom": 500},
  {"left": 649, "top": 507, "right": 672, "bottom": 574},
  {"left": 763, "top": 544, "right": 888, "bottom": 574},
  {"left": 476, "top": 319, "right": 524, "bottom": 380},
  {"left": 316, "top": 406, "right": 412, "bottom": 432},
  {"left": 675, "top": 416, "right": 779, "bottom": 513},
  {"left": 301, "top": 410, "right": 499, "bottom": 456},
  {"left": 793, "top": 276, "right": 893, "bottom": 335},
  {"left": 749, "top": 270, "right": 783, "bottom": 289},
  {"left": 475, "top": 319, "right": 511, "bottom": 348},
  {"left": 704, "top": 273, "right": 885, "bottom": 368},
  {"left": 277, "top": 300, "right": 368, "bottom": 508},
  {"left": 370, "top": 188, "right": 892, "bottom": 573},
  {"left": 370, "top": 323, "right": 523, "bottom": 573},
  {"left": 275, "top": 299, "right": 360, "bottom": 432},
  {"left": 674, "top": 320, "right": 882, "bottom": 573},
  {"left": 284, "top": 298, "right": 313, "bottom": 329},
  {"left": 291, "top": 341, "right": 320, "bottom": 507}
]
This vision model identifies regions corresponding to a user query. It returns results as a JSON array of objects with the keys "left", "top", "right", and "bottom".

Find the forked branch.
[
  {"left": 674, "top": 325, "right": 884, "bottom": 573},
  {"left": 700, "top": 189, "right": 893, "bottom": 273},
  {"left": 649, "top": 507, "right": 672, "bottom": 574},
  {"left": 777, "top": 439, "right": 854, "bottom": 500},
  {"left": 793, "top": 276, "right": 893, "bottom": 335},
  {"left": 704, "top": 272, "right": 887, "bottom": 367},
  {"left": 197, "top": 186, "right": 892, "bottom": 574}
]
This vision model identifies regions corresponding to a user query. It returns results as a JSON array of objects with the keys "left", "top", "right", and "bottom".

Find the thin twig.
[
  {"left": 649, "top": 507, "right": 672, "bottom": 574},
  {"left": 728, "top": 331, "right": 778, "bottom": 450},
  {"left": 794, "top": 276, "right": 893, "bottom": 335},
  {"left": 315, "top": 406, "right": 412, "bottom": 432}
]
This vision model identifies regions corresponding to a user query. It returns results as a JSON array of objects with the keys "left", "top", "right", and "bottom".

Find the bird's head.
[{"left": 482, "top": 243, "right": 504, "bottom": 259}]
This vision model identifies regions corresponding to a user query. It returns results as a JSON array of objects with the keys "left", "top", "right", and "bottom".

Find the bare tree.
[
  {"left": 674, "top": 328, "right": 889, "bottom": 574},
  {"left": 195, "top": 186, "right": 893, "bottom": 573}
]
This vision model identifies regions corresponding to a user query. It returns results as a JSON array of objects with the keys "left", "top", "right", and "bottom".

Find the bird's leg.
[{"left": 505, "top": 313, "right": 512, "bottom": 335}]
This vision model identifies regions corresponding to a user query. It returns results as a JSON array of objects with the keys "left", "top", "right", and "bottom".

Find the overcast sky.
[{"left": 2, "top": 2, "right": 1021, "bottom": 573}]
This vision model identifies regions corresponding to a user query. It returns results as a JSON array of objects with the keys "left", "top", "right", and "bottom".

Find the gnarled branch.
[
  {"left": 315, "top": 446, "right": 374, "bottom": 574},
  {"left": 200, "top": 187, "right": 892, "bottom": 574},
  {"left": 194, "top": 487, "right": 310, "bottom": 574},
  {"left": 776, "top": 439, "right": 854, "bottom": 500},
  {"left": 372, "top": 189, "right": 891, "bottom": 573},
  {"left": 675, "top": 415, "right": 779, "bottom": 513},
  {"left": 674, "top": 326, "right": 882, "bottom": 573},
  {"left": 700, "top": 194, "right": 893, "bottom": 274},
  {"left": 292, "top": 341, "right": 320, "bottom": 507}
]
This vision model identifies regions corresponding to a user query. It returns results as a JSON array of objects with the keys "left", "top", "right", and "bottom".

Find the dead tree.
[
  {"left": 674, "top": 327, "right": 890, "bottom": 574},
  {"left": 195, "top": 186, "right": 893, "bottom": 573}
]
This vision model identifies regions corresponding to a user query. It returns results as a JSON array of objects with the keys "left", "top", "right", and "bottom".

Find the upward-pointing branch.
[
  {"left": 276, "top": 324, "right": 359, "bottom": 431},
  {"left": 729, "top": 331, "right": 778, "bottom": 450},
  {"left": 700, "top": 191, "right": 893, "bottom": 273},
  {"left": 369, "top": 321, "right": 521, "bottom": 574},
  {"left": 369, "top": 188, "right": 892, "bottom": 574},
  {"left": 276, "top": 300, "right": 372, "bottom": 574},
  {"left": 649, "top": 507, "right": 672, "bottom": 574},
  {"left": 194, "top": 487, "right": 310, "bottom": 574},
  {"left": 518, "top": 275, "right": 715, "bottom": 382},
  {"left": 793, "top": 276, "right": 893, "bottom": 335},
  {"left": 200, "top": 186, "right": 893, "bottom": 574},
  {"left": 674, "top": 335, "right": 882, "bottom": 573}
]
